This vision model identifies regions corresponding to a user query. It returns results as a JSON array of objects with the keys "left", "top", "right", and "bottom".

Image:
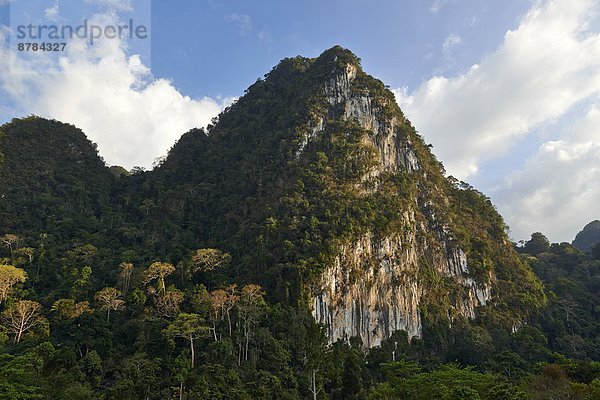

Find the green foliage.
[
  {"left": 0, "top": 264, "right": 27, "bottom": 303},
  {"left": 526, "top": 242, "right": 600, "bottom": 360},
  {"left": 0, "top": 47, "right": 596, "bottom": 399},
  {"left": 341, "top": 349, "right": 365, "bottom": 399},
  {"left": 522, "top": 232, "right": 551, "bottom": 256},
  {"left": 368, "top": 363, "right": 528, "bottom": 400},
  {"left": 592, "top": 243, "right": 600, "bottom": 260},
  {"left": 572, "top": 220, "right": 600, "bottom": 253},
  {"left": 0, "top": 118, "right": 115, "bottom": 235},
  {"left": 0, "top": 343, "right": 56, "bottom": 399}
]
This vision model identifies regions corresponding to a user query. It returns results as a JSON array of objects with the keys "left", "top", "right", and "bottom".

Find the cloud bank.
[
  {"left": 494, "top": 104, "right": 600, "bottom": 242},
  {"left": 395, "top": 0, "right": 600, "bottom": 179},
  {"left": 395, "top": 0, "right": 600, "bottom": 242},
  {"left": 0, "top": 9, "right": 230, "bottom": 170}
]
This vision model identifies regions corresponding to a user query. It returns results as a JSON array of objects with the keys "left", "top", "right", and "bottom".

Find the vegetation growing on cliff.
[{"left": 0, "top": 47, "right": 598, "bottom": 398}]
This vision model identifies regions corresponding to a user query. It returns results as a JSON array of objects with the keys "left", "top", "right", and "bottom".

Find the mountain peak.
[
  {"left": 0, "top": 116, "right": 113, "bottom": 233},
  {"left": 313, "top": 45, "right": 362, "bottom": 68},
  {"left": 573, "top": 220, "right": 600, "bottom": 253},
  {"left": 0, "top": 48, "right": 545, "bottom": 349},
  {"left": 150, "top": 47, "right": 543, "bottom": 347}
]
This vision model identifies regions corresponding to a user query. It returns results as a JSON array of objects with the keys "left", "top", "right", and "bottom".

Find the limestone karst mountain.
[{"left": 0, "top": 46, "right": 544, "bottom": 350}]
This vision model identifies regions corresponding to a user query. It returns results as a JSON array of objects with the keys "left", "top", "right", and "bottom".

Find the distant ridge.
[{"left": 573, "top": 220, "right": 600, "bottom": 253}]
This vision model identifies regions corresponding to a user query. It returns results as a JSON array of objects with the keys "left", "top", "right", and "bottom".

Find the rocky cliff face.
[
  {"left": 309, "top": 61, "right": 492, "bottom": 347},
  {"left": 303, "top": 63, "right": 419, "bottom": 173},
  {"left": 312, "top": 223, "right": 493, "bottom": 347}
]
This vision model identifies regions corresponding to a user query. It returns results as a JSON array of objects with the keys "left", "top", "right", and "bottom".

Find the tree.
[
  {"left": 71, "top": 266, "right": 93, "bottom": 299},
  {"left": 118, "top": 262, "right": 134, "bottom": 295},
  {"left": 190, "top": 249, "right": 231, "bottom": 289},
  {"left": 530, "top": 364, "right": 573, "bottom": 400},
  {"left": 238, "top": 284, "right": 265, "bottom": 362},
  {"left": 105, "top": 353, "right": 160, "bottom": 400},
  {"left": 155, "top": 288, "right": 184, "bottom": 318},
  {"left": 66, "top": 244, "right": 97, "bottom": 265},
  {"left": 304, "top": 323, "right": 328, "bottom": 400},
  {"left": 224, "top": 284, "right": 239, "bottom": 337},
  {"left": 142, "top": 262, "right": 175, "bottom": 294},
  {"left": 523, "top": 232, "right": 550, "bottom": 256},
  {"left": 209, "top": 289, "right": 227, "bottom": 340},
  {"left": 0, "top": 345, "right": 50, "bottom": 399},
  {"left": 1, "top": 300, "right": 44, "bottom": 344},
  {"left": 94, "top": 287, "right": 125, "bottom": 322},
  {"left": 14, "top": 247, "right": 34, "bottom": 264},
  {"left": 0, "top": 264, "right": 27, "bottom": 303},
  {"left": 189, "top": 284, "right": 212, "bottom": 316},
  {"left": 81, "top": 350, "right": 103, "bottom": 388},
  {"left": 191, "top": 248, "right": 231, "bottom": 273},
  {"left": 163, "top": 313, "right": 209, "bottom": 369},
  {"left": 139, "top": 199, "right": 157, "bottom": 216},
  {"left": 341, "top": 350, "right": 364, "bottom": 400},
  {"left": 51, "top": 299, "right": 92, "bottom": 320},
  {"left": 0, "top": 234, "right": 20, "bottom": 259},
  {"left": 209, "top": 286, "right": 239, "bottom": 338}
]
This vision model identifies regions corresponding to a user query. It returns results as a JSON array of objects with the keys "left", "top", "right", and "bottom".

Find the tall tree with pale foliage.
[
  {"left": 0, "top": 264, "right": 27, "bottom": 303},
  {"left": 118, "top": 262, "right": 134, "bottom": 295},
  {"left": 191, "top": 248, "right": 231, "bottom": 273},
  {"left": 142, "top": 262, "right": 175, "bottom": 294},
  {"left": 0, "top": 234, "right": 20, "bottom": 258},
  {"left": 155, "top": 289, "right": 184, "bottom": 318},
  {"left": 1, "top": 299, "right": 44, "bottom": 343},
  {"left": 94, "top": 287, "right": 125, "bottom": 322},
  {"left": 238, "top": 284, "right": 265, "bottom": 361}
]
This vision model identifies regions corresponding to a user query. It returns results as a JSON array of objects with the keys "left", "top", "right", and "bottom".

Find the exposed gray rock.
[
  {"left": 310, "top": 64, "right": 492, "bottom": 348},
  {"left": 312, "top": 225, "right": 492, "bottom": 347},
  {"left": 300, "top": 63, "right": 419, "bottom": 173}
]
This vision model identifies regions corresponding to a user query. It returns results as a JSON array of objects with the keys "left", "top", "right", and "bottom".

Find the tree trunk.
[
  {"left": 308, "top": 369, "right": 320, "bottom": 400},
  {"left": 124, "top": 275, "right": 130, "bottom": 295},
  {"left": 313, "top": 370, "right": 317, "bottom": 400},
  {"left": 245, "top": 331, "right": 249, "bottom": 361},
  {"left": 226, "top": 309, "right": 232, "bottom": 336},
  {"left": 190, "top": 336, "right": 195, "bottom": 369}
]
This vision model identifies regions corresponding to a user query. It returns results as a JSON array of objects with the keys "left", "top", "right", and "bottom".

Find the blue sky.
[
  {"left": 149, "top": 0, "right": 529, "bottom": 98},
  {"left": 1, "top": 0, "right": 600, "bottom": 243}
]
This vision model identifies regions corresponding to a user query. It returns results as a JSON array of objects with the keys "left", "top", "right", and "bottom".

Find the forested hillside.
[{"left": 0, "top": 47, "right": 599, "bottom": 399}]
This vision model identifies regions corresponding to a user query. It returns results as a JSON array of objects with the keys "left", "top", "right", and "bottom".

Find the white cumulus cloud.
[
  {"left": 0, "top": 11, "right": 231, "bottom": 170},
  {"left": 493, "top": 105, "right": 600, "bottom": 242},
  {"left": 395, "top": 0, "right": 600, "bottom": 180}
]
